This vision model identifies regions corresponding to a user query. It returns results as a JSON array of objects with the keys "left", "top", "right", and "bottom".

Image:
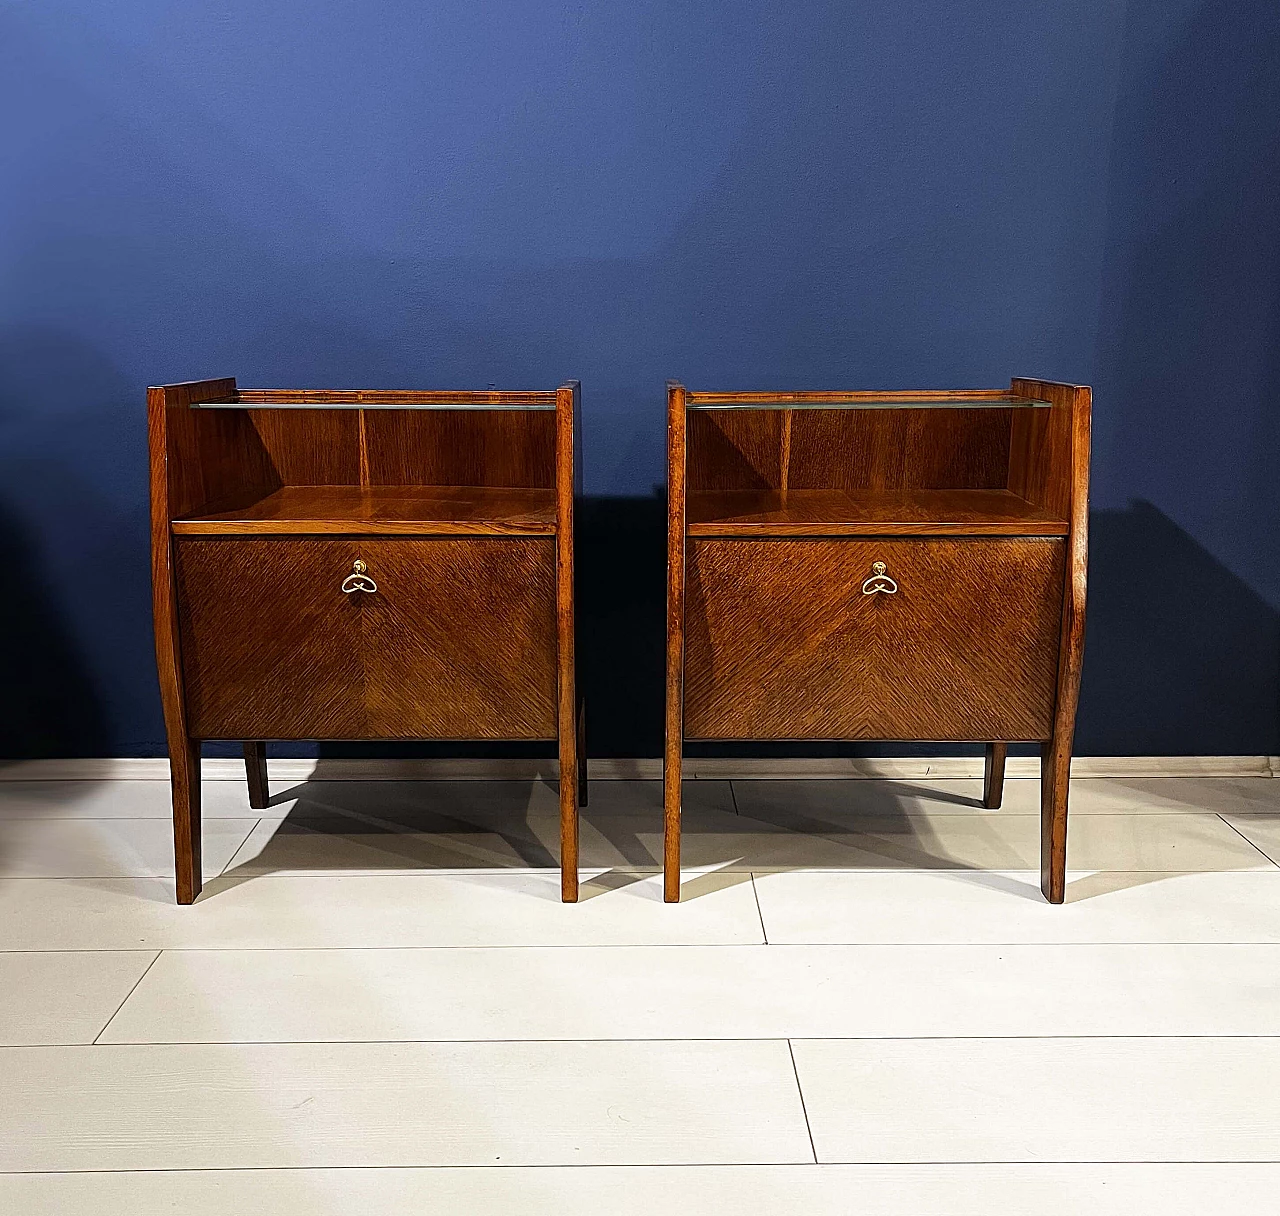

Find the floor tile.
[
  {"left": 753, "top": 869, "right": 1280, "bottom": 943},
  {"left": 793, "top": 1037, "right": 1280, "bottom": 1162},
  {"left": 224, "top": 781, "right": 734, "bottom": 875},
  {"left": 718, "top": 795, "right": 1275, "bottom": 872},
  {"left": 100, "top": 943, "right": 1280, "bottom": 1043},
  {"left": 0, "top": 871, "right": 762, "bottom": 951},
  {"left": 0, "top": 818, "right": 257, "bottom": 879},
  {"left": 1220, "top": 814, "right": 1280, "bottom": 865},
  {"left": 0, "top": 1039, "right": 811, "bottom": 1170},
  {"left": 731, "top": 777, "right": 1280, "bottom": 817},
  {"left": 0, "top": 951, "right": 155, "bottom": 1045},
  {"left": 0, "top": 780, "right": 261, "bottom": 819},
  {"left": 4, "top": 1163, "right": 1279, "bottom": 1216}
]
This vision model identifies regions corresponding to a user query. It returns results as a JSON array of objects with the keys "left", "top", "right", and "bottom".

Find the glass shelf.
[
  {"left": 686, "top": 393, "right": 1051, "bottom": 411},
  {"left": 190, "top": 390, "right": 557, "bottom": 411}
]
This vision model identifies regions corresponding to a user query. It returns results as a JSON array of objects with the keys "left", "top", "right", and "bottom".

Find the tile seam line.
[
  {"left": 13, "top": 941, "right": 1280, "bottom": 953},
  {"left": 89, "top": 950, "right": 162, "bottom": 1045},
  {"left": 25, "top": 1035, "right": 1280, "bottom": 1049},
  {"left": 787, "top": 1038, "right": 819, "bottom": 1163},
  {"left": 0, "top": 1160, "right": 1276, "bottom": 1175},
  {"left": 1216, "top": 814, "right": 1280, "bottom": 868}
]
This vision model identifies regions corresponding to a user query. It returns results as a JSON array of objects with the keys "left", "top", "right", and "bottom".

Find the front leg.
[{"left": 172, "top": 737, "right": 203, "bottom": 904}]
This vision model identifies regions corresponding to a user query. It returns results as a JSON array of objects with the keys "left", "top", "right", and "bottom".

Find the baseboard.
[{"left": 1, "top": 755, "right": 1276, "bottom": 781}]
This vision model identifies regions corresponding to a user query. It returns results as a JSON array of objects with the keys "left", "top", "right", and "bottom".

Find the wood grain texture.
[
  {"left": 556, "top": 382, "right": 580, "bottom": 901},
  {"left": 984, "top": 742, "right": 1008, "bottom": 810},
  {"left": 1012, "top": 379, "right": 1092, "bottom": 903},
  {"left": 687, "top": 488, "right": 1067, "bottom": 536},
  {"left": 246, "top": 409, "right": 362, "bottom": 486},
  {"left": 175, "top": 538, "right": 556, "bottom": 740},
  {"left": 173, "top": 485, "right": 557, "bottom": 535},
  {"left": 665, "top": 383, "right": 688, "bottom": 902},
  {"left": 363, "top": 410, "right": 556, "bottom": 489},
  {"left": 685, "top": 538, "right": 1064, "bottom": 741},
  {"left": 687, "top": 409, "right": 785, "bottom": 492},
  {"left": 787, "top": 408, "right": 1013, "bottom": 491}
]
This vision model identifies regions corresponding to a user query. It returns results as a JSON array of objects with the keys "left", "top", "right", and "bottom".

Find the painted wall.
[{"left": 1, "top": 0, "right": 1276, "bottom": 757}]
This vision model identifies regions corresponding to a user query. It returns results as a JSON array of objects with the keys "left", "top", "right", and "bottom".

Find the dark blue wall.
[{"left": 1, "top": 1, "right": 1276, "bottom": 757}]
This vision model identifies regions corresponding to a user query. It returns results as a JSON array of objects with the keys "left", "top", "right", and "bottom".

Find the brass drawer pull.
[
  {"left": 861, "top": 561, "right": 898, "bottom": 595},
  {"left": 341, "top": 559, "right": 378, "bottom": 594}
]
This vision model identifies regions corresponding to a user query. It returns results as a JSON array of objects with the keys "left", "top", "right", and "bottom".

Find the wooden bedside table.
[
  {"left": 149, "top": 379, "right": 584, "bottom": 904},
  {"left": 664, "top": 378, "right": 1090, "bottom": 904}
]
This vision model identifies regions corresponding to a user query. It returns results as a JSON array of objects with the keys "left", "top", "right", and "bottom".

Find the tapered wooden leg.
[
  {"left": 663, "top": 746, "right": 681, "bottom": 902},
  {"left": 172, "top": 737, "right": 202, "bottom": 905},
  {"left": 576, "top": 700, "right": 588, "bottom": 808},
  {"left": 1041, "top": 734, "right": 1071, "bottom": 903},
  {"left": 560, "top": 708, "right": 580, "bottom": 904},
  {"left": 243, "top": 741, "right": 270, "bottom": 810},
  {"left": 983, "top": 742, "right": 1007, "bottom": 809}
]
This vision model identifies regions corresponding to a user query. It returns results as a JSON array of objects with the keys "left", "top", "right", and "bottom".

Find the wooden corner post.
[
  {"left": 1012, "top": 377, "right": 1091, "bottom": 903},
  {"left": 148, "top": 376, "right": 236, "bottom": 903},
  {"left": 664, "top": 382, "right": 688, "bottom": 902},
  {"left": 556, "top": 381, "right": 581, "bottom": 901}
]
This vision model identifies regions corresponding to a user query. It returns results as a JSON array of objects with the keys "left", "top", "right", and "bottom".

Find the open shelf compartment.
[
  {"left": 159, "top": 384, "right": 568, "bottom": 537},
  {"left": 682, "top": 383, "right": 1072, "bottom": 537}
]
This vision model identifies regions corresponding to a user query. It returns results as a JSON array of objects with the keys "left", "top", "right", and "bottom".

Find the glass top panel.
[
  {"left": 191, "top": 400, "right": 556, "bottom": 411},
  {"left": 188, "top": 390, "right": 558, "bottom": 411},
  {"left": 687, "top": 393, "right": 1050, "bottom": 411}
]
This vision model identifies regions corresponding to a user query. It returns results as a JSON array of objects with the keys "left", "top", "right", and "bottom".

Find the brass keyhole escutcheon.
[
  {"left": 861, "top": 560, "right": 898, "bottom": 596},
  {"left": 341, "top": 559, "right": 378, "bottom": 594}
]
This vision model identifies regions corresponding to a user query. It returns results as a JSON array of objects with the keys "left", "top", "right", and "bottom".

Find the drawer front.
[
  {"left": 176, "top": 538, "right": 557, "bottom": 739},
  {"left": 684, "top": 538, "right": 1064, "bottom": 741}
]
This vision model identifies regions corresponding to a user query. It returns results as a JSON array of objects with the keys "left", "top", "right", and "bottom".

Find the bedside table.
[
  {"left": 149, "top": 379, "right": 584, "bottom": 904},
  {"left": 664, "top": 378, "right": 1090, "bottom": 903}
]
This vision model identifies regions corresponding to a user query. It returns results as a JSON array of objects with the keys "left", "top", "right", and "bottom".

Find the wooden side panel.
[
  {"left": 684, "top": 538, "right": 1065, "bottom": 741},
  {"left": 156, "top": 381, "right": 278, "bottom": 517},
  {"left": 1008, "top": 378, "right": 1079, "bottom": 517},
  {"left": 1011, "top": 378, "right": 1091, "bottom": 902},
  {"left": 247, "top": 409, "right": 362, "bottom": 486},
  {"left": 175, "top": 537, "right": 556, "bottom": 740},
  {"left": 363, "top": 410, "right": 556, "bottom": 488},
  {"left": 148, "top": 377, "right": 258, "bottom": 904}
]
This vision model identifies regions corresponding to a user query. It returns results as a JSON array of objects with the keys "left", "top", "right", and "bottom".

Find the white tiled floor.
[{"left": 2, "top": 774, "right": 1280, "bottom": 1212}]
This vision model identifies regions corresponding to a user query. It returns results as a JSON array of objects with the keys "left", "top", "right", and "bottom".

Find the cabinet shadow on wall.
[
  {"left": 567, "top": 494, "right": 1280, "bottom": 761},
  {"left": 318, "top": 493, "right": 1279, "bottom": 764}
]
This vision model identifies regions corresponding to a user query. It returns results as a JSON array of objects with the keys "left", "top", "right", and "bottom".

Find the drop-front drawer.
[
  {"left": 684, "top": 537, "right": 1064, "bottom": 741},
  {"left": 175, "top": 537, "right": 557, "bottom": 739}
]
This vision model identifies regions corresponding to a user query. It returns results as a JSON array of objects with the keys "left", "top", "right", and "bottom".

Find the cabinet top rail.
[
  {"left": 683, "top": 390, "right": 1051, "bottom": 411},
  {"left": 183, "top": 388, "right": 561, "bottom": 411}
]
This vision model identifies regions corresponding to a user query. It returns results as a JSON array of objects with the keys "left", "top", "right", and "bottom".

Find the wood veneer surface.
[
  {"left": 173, "top": 485, "right": 557, "bottom": 536},
  {"left": 684, "top": 537, "right": 1064, "bottom": 742},
  {"left": 687, "top": 488, "right": 1068, "bottom": 536},
  {"left": 175, "top": 537, "right": 556, "bottom": 740}
]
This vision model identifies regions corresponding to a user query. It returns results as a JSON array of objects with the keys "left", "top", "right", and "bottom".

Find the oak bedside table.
[
  {"left": 664, "top": 378, "right": 1090, "bottom": 904},
  {"left": 149, "top": 379, "right": 584, "bottom": 904}
]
